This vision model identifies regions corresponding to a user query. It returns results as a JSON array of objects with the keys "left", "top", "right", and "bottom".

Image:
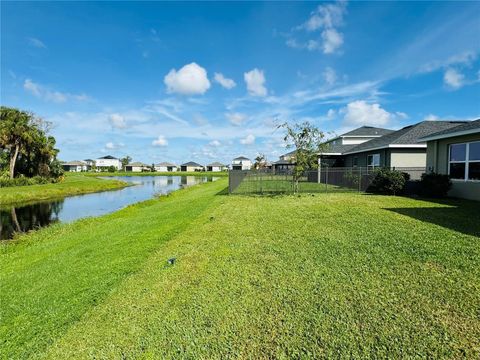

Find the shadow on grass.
[{"left": 384, "top": 198, "right": 480, "bottom": 237}]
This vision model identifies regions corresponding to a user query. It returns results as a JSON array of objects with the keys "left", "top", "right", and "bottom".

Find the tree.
[
  {"left": 278, "top": 121, "right": 326, "bottom": 193},
  {"left": 0, "top": 107, "right": 36, "bottom": 179},
  {"left": 120, "top": 156, "right": 132, "bottom": 171},
  {"left": 253, "top": 154, "right": 267, "bottom": 170}
]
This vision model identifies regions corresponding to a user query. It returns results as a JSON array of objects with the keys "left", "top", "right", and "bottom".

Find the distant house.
[
  {"left": 95, "top": 155, "right": 122, "bottom": 171},
  {"left": 83, "top": 159, "right": 95, "bottom": 167},
  {"left": 180, "top": 161, "right": 204, "bottom": 172},
  {"left": 62, "top": 160, "right": 88, "bottom": 172},
  {"left": 125, "top": 162, "right": 149, "bottom": 172},
  {"left": 231, "top": 156, "right": 252, "bottom": 170},
  {"left": 206, "top": 162, "right": 226, "bottom": 172},
  {"left": 273, "top": 150, "right": 296, "bottom": 173},
  {"left": 155, "top": 162, "right": 178, "bottom": 172},
  {"left": 419, "top": 119, "right": 480, "bottom": 201}
]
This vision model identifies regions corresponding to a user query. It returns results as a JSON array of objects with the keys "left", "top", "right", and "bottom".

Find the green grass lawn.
[
  {"left": 1, "top": 178, "right": 479, "bottom": 358},
  {"left": 0, "top": 174, "right": 128, "bottom": 206}
]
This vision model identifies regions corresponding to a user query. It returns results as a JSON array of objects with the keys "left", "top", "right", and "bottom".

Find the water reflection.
[{"left": 0, "top": 175, "right": 219, "bottom": 240}]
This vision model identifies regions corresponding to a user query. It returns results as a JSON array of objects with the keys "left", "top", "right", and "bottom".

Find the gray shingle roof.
[
  {"left": 419, "top": 119, "right": 480, "bottom": 140},
  {"left": 128, "top": 162, "right": 148, "bottom": 167},
  {"left": 181, "top": 161, "right": 203, "bottom": 167},
  {"left": 207, "top": 162, "right": 225, "bottom": 167},
  {"left": 233, "top": 156, "right": 250, "bottom": 161},
  {"left": 98, "top": 155, "right": 117, "bottom": 159},
  {"left": 341, "top": 126, "right": 394, "bottom": 137},
  {"left": 64, "top": 160, "right": 87, "bottom": 166},
  {"left": 344, "top": 121, "right": 467, "bottom": 154},
  {"left": 156, "top": 162, "right": 177, "bottom": 167},
  {"left": 322, "top": 143, "right": 357, "bottom": 154}
]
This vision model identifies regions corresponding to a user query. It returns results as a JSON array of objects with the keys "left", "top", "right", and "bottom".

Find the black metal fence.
[{"left": 229, "top": 167, "right": 426, "bottom": 194}]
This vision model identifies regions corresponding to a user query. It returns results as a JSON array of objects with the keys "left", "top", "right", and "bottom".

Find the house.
[
  {"left": 95, "top": 155, "right": 122, "bottom": 171},
  {"left": 125, "top": 162, "right": 150, "bottom": 172},
  {"left": 231, "top": 156, "right": 252, "bottom": 170},
  {"left": 317, "top": 122, "right": 466, "bottom": 179},
  {"left": 273, "top": 150, "right": 296, "bottom": 173},
  {"left": 155, "top": 162, "right": 178, "bottom": 172},
  {"left": 83, "top": 159, "right": 95, "bottom": 167},
  {"left": 419, "top": 119, "right": 480, "bottom": 201},
  {"left": 207, "top": 162, "right": 226, "bottom": 172},
  {"left": 62, "top": 160, "right": 88, "bottom": 172},
  {"left": 319, "top": 126, "right": 394, "bottom": 167},
  {"left": 180, "top": 161, "right": 204, "bottom": 172}
]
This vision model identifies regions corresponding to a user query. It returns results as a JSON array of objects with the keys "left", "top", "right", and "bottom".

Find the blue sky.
[{"left": 1, "top": 1, "right": 480, "bottom": 165}]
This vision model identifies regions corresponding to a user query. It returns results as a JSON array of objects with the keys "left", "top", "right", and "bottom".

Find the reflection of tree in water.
[{"left": 0, "top": 200, "right": 64, "bottom": 240}]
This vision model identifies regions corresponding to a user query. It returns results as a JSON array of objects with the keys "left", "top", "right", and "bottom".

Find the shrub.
[
  {"left": 0, "top": 176, "right": 56, "bottom": 188},
  {"left": 419, "top": 173, "right": 452, "bottom": 198},
  {"left": 107, "top": 165, "right": 117, "bottom": 173},
  {"left": 367, "top": 168, "right": 406, "bottom": 195}
]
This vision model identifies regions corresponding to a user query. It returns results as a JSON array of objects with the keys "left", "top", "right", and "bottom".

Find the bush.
[
  {"left": 0, "top": 175, "right": 57, "bottom": 188},
  {"left": 367, "top": 168, "right": 406, "bottom": 195},
  {"left": 419, "top": 173, "right": 452, "bottom": 198},
  {"left": 107, "top": 166, "right": 117, "bottom": 173}
]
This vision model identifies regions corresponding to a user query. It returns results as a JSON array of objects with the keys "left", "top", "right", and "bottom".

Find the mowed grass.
[
  {"left": 2, "top": 179, "right": 480, "bottom": 358},
  {"left": 0, "top": 174, "right": 127, "bottom": 206}
]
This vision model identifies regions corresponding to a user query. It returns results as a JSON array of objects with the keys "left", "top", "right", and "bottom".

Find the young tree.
[
  {"left": 253, "top": 153, "right": 267, "bottom": 169},
  {"left": 278, "top": 121, "right": 326, "bottom": 193},
  {"left": 120, "top": 156, "right": 132, "bottom": 171}
]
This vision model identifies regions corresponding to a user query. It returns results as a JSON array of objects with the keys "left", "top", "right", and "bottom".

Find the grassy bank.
[
  {"left": 84, "top": 171, "right": 228, "bottom": 177},
  {"left": 0, "top": 175, "right": 127, "bottom": 206},
  {"left": 1, "top": 182, "right": 479, "bottom": 358}
]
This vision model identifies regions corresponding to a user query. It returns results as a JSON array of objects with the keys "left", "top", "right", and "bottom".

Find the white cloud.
[
  {"left": 109, "top": 113, "right": 127, "bottom": 129},
  {"left": 105, "top": 142, "right": 115, "bottom": 150},
  {"left": 23, "top": 78, "right": 90, "bottom": 103},
  {"left": 420, "top": 50, "right": 477, "bottom": 73},
  {"left": 226, "top": 112, "right": 247, "bottom": 126},
  {"left": 164, "top": 62, "right": 211, "bottom": 95},
  {"left": 214, "top": 73, "right": 236, "bottom": 89},
  {"left": 209, "top": 140, "right": 221, "bottom": 147},
  {"left": 152, "top": 135, "right": 168, "bottom": 147},
  {"left": 342, "top": 100, "right": 392, "bottom": 127},
  {"left": 322, "top": 28, "right": 343, "bottom": 54},
  {"left": 240, "top": 134, "right": 255, "bottom": 145},
  {"left": 244, "top": 68, "right": 267, "bottom": 97},
  {"left": 288, "top": 1, "right": 347, "bottom": 54},
  {"left": 424, "top": 114, "right": 439, "bottom": 121},
  {"left": 27, "top": 37, "right": 46, "bottom": 49},
  {"left": 323, "top": 67, "right": 337, "bottom": 85},
  {"left": 443, "top": 68, "right": 465, "bottom": 89}
]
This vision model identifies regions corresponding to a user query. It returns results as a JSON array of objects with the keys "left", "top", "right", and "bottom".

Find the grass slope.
[
  {"left": 2, "top": 184, "right": 479, "bottom": 358},
  {"left": 0, "top": 175, "right": 127, "bottom": 206}
]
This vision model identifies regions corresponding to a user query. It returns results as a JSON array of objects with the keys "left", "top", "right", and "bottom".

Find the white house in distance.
[
  {"left": 62, "top": 160, "right": 88, "bottom": 172},
  {"left": 155, "top": 162, "right": 178, "bottom": 172},
  {"left": 207, "top": 162, "right": 226, "bottom": 172},
  {"left": 231, "top": 156, "right": 252, "bottom": 170},
  {"left": 180, "top": 161, "right": 204, "bottom": 172},
  {"left": 95, "top": 155, "right": 122, "bottom": 171},
  {"left": 125, "top": 162, "right": 149, "bottom": 172},
  {"left": 83, "top": 159, "right": 95, "bottom": 167}
]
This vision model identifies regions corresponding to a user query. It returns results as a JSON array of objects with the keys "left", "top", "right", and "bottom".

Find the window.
[
  {"left": 367, "top": 154, "right": 380, "bottom": 168},
  {"left": 448, "top": 141, "right": 480, "bottom": 181}
]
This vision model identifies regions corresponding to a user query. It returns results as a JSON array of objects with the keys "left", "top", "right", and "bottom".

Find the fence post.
[{"left": 358, "top": 167, "right": 361, "bottom": 192}]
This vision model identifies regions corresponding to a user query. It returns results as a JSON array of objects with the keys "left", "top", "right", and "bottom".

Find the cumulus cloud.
[
  {"left": 27, "top": 37, "right": 46, "bottom": 49},
  {"left": 214, "top": 73, "right": 236, "bottom": 89},
  {"left": 443, "top": 68, "right": 465, "bottom": 89},
  {"left": 209, "top": 140, "right": 221, "bottom": 147},
  {"left": 152, "top": 135, "right": 168, "bottom": 147},
  {"left": 341, "top": 100, "right": 392, "bottom": 126},
  {"left": 226, "top": 112, "right": 247, "bottom": 126},
  {"left": 323, "top": 66, "right": 337, "bottom": 85},
  {"left": 287, "top": 1, "right": 347, "bottom": 54},
  {"left": 108, "top": 113, "right": 127, "bottom": 129},
  {"left": 164, "top": 62, "right": 211, "bottom": 95},
  {"left": 23, "top": 78, "right": 90, "bottom": 103},
  {"left": 244, "top": 68, "right": 267, "bottom": 97},
  {"left": 240, "top": 134, "right": 255, "bottom": 145},
  {"left": 105, "top": 142, "right": 115, "bottom": 150}
]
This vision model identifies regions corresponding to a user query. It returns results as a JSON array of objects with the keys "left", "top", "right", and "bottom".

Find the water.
[{"left": 0, "top": 175, "right": 219, "bottom": 240}]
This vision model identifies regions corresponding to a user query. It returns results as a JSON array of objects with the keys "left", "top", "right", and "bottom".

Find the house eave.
[
  {"left": 343, "top": 144, "right": 426, "bottom": 155},
  {"left": 419, "top": 128, "right": 480, "bottom": 142}
]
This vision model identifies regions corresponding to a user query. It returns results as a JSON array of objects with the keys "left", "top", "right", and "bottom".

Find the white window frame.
[
  {"left": 448, "top": 141, "right": 480, "bottom": 182},
  {"left": 367, "top": 153, "right": 380, "bottom": 169}
]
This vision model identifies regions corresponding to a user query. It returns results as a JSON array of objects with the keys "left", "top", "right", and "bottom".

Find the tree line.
[{"left": 0, "top": 106, "right": 63, "bottom": 180}]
